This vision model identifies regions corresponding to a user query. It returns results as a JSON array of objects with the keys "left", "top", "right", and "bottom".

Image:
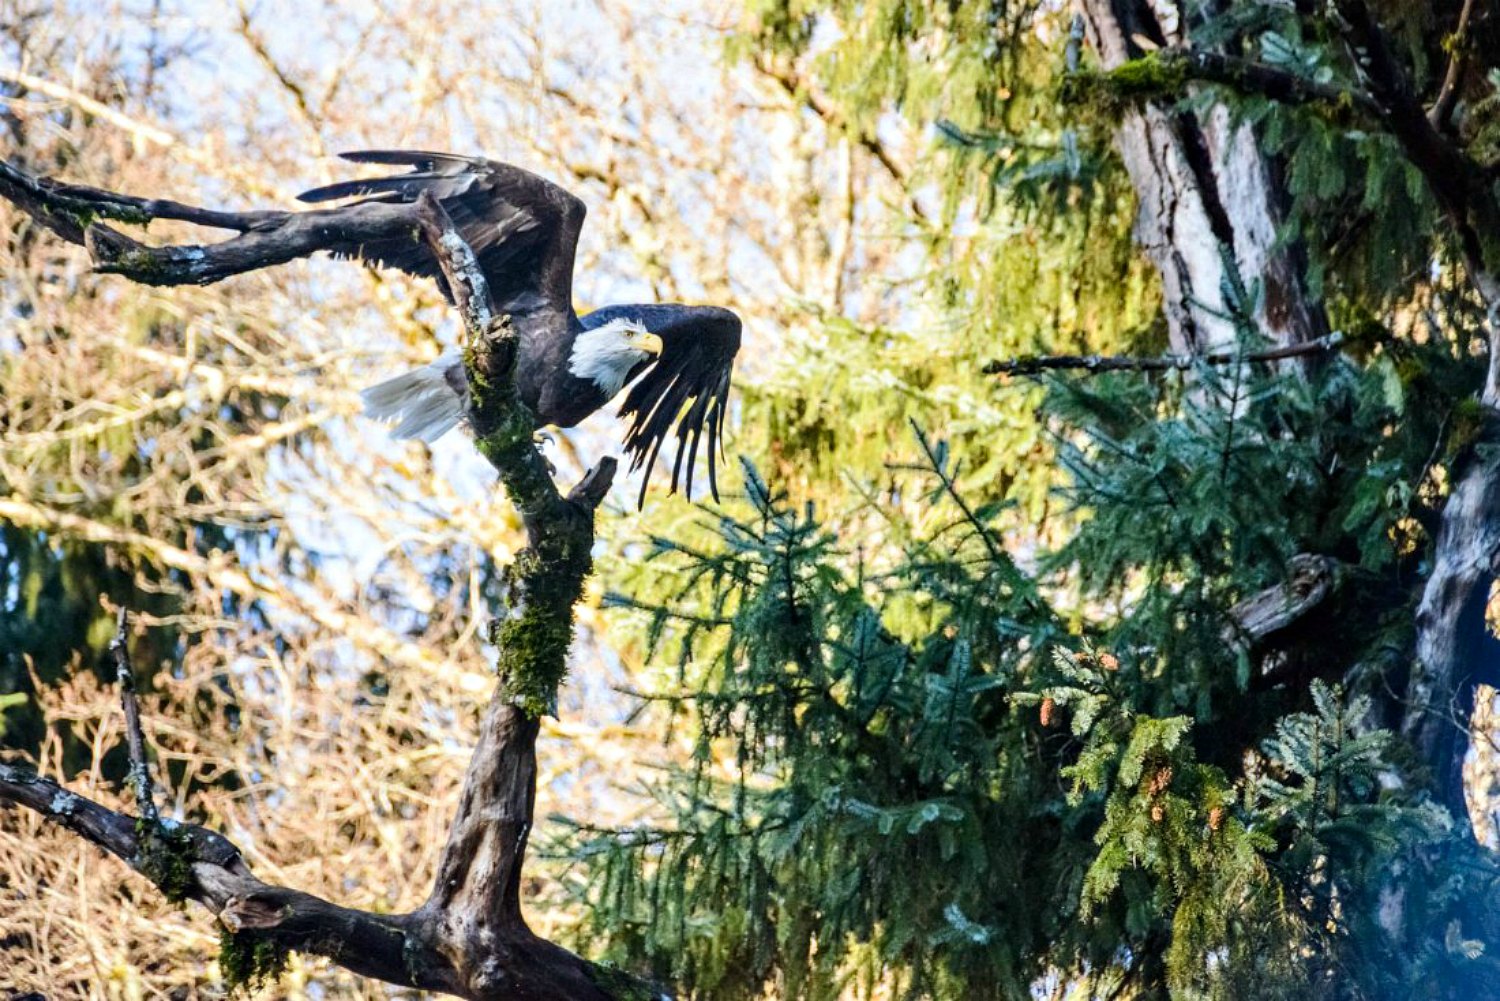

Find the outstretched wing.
[
  {"left": 613, "top": 305, "right": 741, "bottom": 507},
  {"left": 298, "top": 150, "right": 584, "bottom": 313}
]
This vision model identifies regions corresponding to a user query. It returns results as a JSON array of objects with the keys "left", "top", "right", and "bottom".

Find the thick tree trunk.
[
  {"left": 1076, "top": 0, "right": 1328, "bottom": 354},
  {"left": 1077, "top": 0, "right": 1500, "bottom": 816},
  {"left": 1324, "top": 0, "right": 1500, "bottom": 812},
  {"left": 1410, "top": 447, "right": 1500, "bottom": 807}
]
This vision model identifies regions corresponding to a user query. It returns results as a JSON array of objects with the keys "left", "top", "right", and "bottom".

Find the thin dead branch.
[
  {"left": 752, "top": 53, "right": 932, "bottom": 225},
  {"left": 1429, "top": 0, "right": 1477, "bottom": 131},
  {"left": 983, "top": 331, "right": 1344, "bottom": 376},
  {"left": 110, "top": 608, "right": 158, "bottom": 827}
]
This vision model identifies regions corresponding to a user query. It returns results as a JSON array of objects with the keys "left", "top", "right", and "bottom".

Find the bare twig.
[
  {"left": 110, "top": 608, "right": 158, "bottom": 827},
  {"left": 1429, "top": 0, "right": 1477, "bottom": 131},
  {"left": 752, "top": 54, "right": 932, "bottom": 225},
  {"left": 0, "top": 68, "right": 178, "bottom": 147},
  {"left": 235, "top": 5, "right": 321, "bottom": 135},
  {"left": 983, "top": 331, "right": 1344, "bottom": 376}
]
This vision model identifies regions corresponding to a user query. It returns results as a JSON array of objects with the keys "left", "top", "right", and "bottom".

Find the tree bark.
[
  {"left": 1075, "top": 0, "right": 1500, "bottom": 815},
  {"left": 1326, "top": 0, "right": 1500, "bottom": 812},
  {"left": 1074, "top": 0, "right": 1328, "bottom": 354},
  {"left": 0, "top": 161, "right": 659, "bottom": 1000}
]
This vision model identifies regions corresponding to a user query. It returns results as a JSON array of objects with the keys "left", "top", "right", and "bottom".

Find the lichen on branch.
[{"left": 411, "top": 192, "right": 614, "bottom": 716}]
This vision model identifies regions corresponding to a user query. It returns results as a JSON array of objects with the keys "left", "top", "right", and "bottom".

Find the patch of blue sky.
[{"left": 20, "top": 0, "right": 899, "bottom": 742}]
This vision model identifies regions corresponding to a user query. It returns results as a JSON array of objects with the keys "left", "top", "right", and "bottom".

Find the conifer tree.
[{"left": 571, "top": 2, "right": 1500, "bottom": 997}]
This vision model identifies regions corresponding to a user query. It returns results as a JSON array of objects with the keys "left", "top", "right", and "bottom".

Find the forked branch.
[{"left": 0, "top": 160, "right": 654, "bottom": 1000}]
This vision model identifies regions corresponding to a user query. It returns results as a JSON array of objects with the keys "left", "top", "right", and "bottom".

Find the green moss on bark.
[
  {"left": 1059, "top": 53, "right": 1188, "bottom": 119},
  {"left": 463, "top": 316, "right": 599, "bottom": 718},
  {"left": 219, "top": 927, "right": 289, "bottom": 994},
  {"left": 135, "top": 818, "right": 196, "bottom": 904}
]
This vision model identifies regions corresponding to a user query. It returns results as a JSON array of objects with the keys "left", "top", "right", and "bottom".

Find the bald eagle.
[{"left": 298, "top": 150, "right": 741, "bottom": 505}]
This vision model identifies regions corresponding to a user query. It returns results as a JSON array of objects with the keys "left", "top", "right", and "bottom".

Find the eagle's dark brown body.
[{"left": 300, "top": 151, "right": 740, "bottom": 501}]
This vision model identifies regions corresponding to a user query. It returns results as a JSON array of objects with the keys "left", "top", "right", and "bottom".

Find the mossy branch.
[
  {"left": 0, "top": 160, "right": 659, "bottom": 999},
  {"left": 984, "top": 331, "right": 1345, "bottom": 376},
  {"left": 1060, "top": 49, "right": 1380, "bottom": 124},
  {"left": 410, "top": 191, "right": 615, "bottom": 715}
]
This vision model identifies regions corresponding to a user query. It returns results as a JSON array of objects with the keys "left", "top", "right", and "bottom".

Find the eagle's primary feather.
[{"left": 299, "top": 150, "right": 740, "bottom": 504}]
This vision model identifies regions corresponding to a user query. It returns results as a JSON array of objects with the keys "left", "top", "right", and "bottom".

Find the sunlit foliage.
[{"left": 571, "top": 1, "right": 1500, "bottom": 998}]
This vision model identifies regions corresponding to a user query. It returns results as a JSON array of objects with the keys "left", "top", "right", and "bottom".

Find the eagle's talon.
[{"left": 532, "top": 431, "right": 558, "bottom": 476}]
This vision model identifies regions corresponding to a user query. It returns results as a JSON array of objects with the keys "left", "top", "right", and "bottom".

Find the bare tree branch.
[
  {"left": 0, "top": 160, "right": 655, "bottom": 1001},
  {"left": 1223, "top": 554, "right": 1339, "bottom": 656},
  {"left": 1429, "top": 0, "right": 1477, "bottom": 131},
  {"left": 0, "top": 159, "right": 282, "bottom": 239},
  {"left": 0, "top": 67, "right": 179, "bottom": 148},
  {"left": 983, "top": 332, "right": 1344, "bottom": 376},
  {"left": 752, "top": 54, "right": 933, "bottom": 226},
  {"left": 110, "top": 608, "right": 158, "bottom": 827},
  {"left": 0, "top": 761, "right": 449, "bottom": 990}
]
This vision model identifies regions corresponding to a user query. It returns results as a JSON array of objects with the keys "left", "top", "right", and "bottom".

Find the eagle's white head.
[{"left": 569, "top": 318, "right": 663, "bottom": 398}]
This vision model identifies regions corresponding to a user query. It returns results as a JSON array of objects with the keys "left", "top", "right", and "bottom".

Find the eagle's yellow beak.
[{"left": 639, "top": 332, "right": 664, "bottom": 356}]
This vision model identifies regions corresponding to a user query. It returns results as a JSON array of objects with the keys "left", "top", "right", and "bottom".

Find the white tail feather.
[{"left": 361, "top": 352, "right": 468, "bottom": 443}]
